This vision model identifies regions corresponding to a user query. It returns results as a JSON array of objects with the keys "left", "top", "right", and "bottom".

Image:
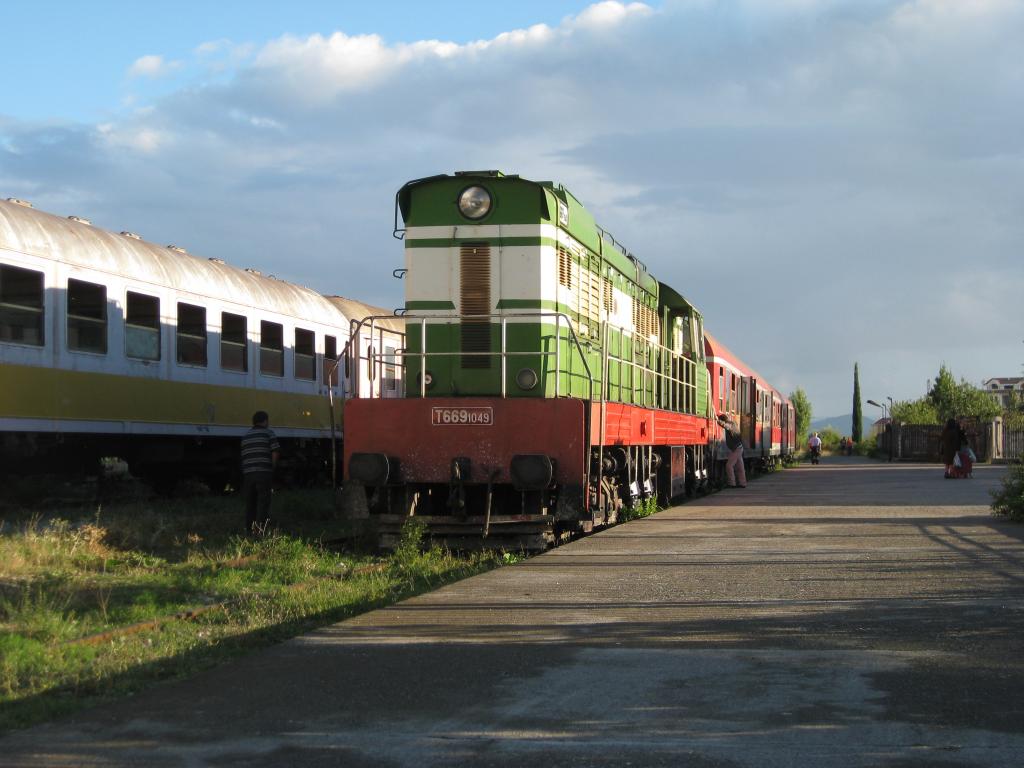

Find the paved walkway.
[{"left": 3, "top": 458, "right": 1023, "bottom": 767}]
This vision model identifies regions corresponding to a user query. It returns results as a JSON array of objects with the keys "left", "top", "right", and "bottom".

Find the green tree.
[
  {"left": 1005, "top": 391, "right": 1024, "bottom": 429},
  {"left": 818, "top": 426, "right": 842, "bottom": 452},
  {"left": 890, "top": 398, "right": 939, "bottom": 424},
  {"left": 927, "top": 364, "right": 1001, "bottom": 422},
  {"left": 852, "top": 363, "right": 863, "bottom": 442},
  {"left": 790, "top": 387, "right": 813, "bottom": 442}
]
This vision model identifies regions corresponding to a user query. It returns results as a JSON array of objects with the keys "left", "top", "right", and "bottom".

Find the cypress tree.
[
  {"left": 852, "top": 363, "right": 863, "bottom": 442},
  {"left": 790, "top": 387, "right": 813, "bottom": 443}
]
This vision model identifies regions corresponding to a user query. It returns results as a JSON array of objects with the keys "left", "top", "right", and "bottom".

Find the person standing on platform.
[
  {"left": 938, "top": 418, "right": 960, "bottom": 480},
  {"left": 718, "top": 413, "right": 747, "bottom": 488},
  {"left": 241, "top": 410, "right": 280, "bottom": 535}
]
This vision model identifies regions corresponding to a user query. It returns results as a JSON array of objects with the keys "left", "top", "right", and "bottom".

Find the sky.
[{"left": 2, "top": 0, "right": 1022, "bottom": 420}]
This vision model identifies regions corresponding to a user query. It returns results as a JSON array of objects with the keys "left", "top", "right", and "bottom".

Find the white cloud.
[
  {"left": 570, "top": 1, "right": 653, "bottom": 28},
  {"left": 245, "top": 2, "right": 650, "bottom": 105},
  {"left": 127, "top": 54, "right": 182, "bottom": 79},
  {"left": 228, "top": 109, "right": 284, "bottom": 131},
  {"left": 196, "top": 39, "right": 231, "bottom": 56},
  {"left": 97, "top": 123, "right": 168, "bottom": 153}
]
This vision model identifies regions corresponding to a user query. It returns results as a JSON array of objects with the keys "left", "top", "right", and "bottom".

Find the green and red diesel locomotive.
[{"left": 344, "top": 171, "right": 794, "bottom": 549}]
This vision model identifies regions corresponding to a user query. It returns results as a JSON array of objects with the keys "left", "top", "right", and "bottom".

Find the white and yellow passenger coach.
[{"left": 0, "top": 196, "right": 403, "bottom": 490}]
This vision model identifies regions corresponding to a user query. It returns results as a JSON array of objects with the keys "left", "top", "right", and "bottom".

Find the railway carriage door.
[
  {"left": 741, "top": 377, "right": 755, "bottom": 449},
  {"left": 760, "top": 391, "right": 770, "bottom": 453},
  {"left": 783, "top": 404, "right": 790, "bottom": 453}
]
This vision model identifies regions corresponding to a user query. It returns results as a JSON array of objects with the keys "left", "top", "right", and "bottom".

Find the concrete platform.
[{"left": 3, "top": 458, "right": 1023, "bottom": 767}]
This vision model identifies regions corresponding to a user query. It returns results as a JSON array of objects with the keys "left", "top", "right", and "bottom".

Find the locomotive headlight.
[
  {"left": 457, "top": 186, "right": 492, "bottom": 220},
  {"left": 516, "top": 367, "right": 539, "bottom": 391}
]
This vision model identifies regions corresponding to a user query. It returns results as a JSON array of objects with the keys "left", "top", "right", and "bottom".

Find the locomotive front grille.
[{"left": 460, "top": 242, "right": 491, "bottom": 369}]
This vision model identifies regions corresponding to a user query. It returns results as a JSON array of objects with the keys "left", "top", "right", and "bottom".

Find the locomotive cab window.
[
  {"left": 384, "top": 344, "right": 398, "bottom": 391},
  {"left": 125, "top": 292, "right": 160, "bottom": 360},
  {"left": 0, "top": 264, "right": 44, "bottom": 346},
  {"left": 681, "top": 313, "right": 694, "bottom": 358},
  {"left": 221, "top": 312, "right": 247, "bottom": 372},
  {"left": 260, "top": 320, "right": 284, "bottom": 376},
  {"left": 67, "top": 278, "right": 107, "bottom": 354},
  {"left": 294, "top": 327, "right": 315, "bottom": 380},
  {"left": 323, "top": 334, "right": 338, "bottom": 386},
  {"left": 176, "top": 302, "right": 207, "bottom": 366}
]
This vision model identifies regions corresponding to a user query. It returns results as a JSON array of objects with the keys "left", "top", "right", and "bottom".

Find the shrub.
[
  {"left": 854, "top": 434, "right": 879, "bottom": 457},
  {"left": 393, "top": 517, "right": 428, "bottom": 569},
  {"left": 991, "top": 458, "right": 1024, "bottom": 522},
  {"left": 621, "top": 496, "right": 658, "bottom": 522}
]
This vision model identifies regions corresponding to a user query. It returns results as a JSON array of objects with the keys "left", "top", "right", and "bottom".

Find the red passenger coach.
[{"left": 704, "top": 333, "right": 795, "bottom": 470}]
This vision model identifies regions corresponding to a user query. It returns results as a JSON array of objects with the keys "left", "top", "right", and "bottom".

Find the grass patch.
[
  {"left": 0, "top": 490, "right": 505, "bottom": 734},
  {"left": 991, "top": 457, "right": 1024, "bottom": 522}
]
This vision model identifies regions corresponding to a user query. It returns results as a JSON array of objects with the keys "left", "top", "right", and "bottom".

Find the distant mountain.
[{"left": 809, "top": 414, "right": 876, "bottom": 437}]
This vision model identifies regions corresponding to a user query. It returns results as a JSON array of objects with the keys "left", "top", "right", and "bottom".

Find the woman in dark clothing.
[{"left": 938, "top": 418, "right": 960, "bottom": 479}]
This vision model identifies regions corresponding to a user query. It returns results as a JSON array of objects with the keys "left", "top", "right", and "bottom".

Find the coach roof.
[{"left": 0, "top": 198, "right": 348, "bottom": 326}]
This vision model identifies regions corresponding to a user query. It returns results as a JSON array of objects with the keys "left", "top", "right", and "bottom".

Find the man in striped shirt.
[{"left": 241, "top": 411, "right": 280, "bottom": 535}]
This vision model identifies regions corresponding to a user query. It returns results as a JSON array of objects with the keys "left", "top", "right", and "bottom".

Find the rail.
[
  {"left": 600, "top": 330, "right": 700, "bottom": 413},
  {"left": 343, "top": 316, "right": 405, "bottom": 399},
  {"left": 345, "top": 311, "right": 701, "bottom": 416},
  {"left": 346, "top": 311, "right": 595, "bottom": 403}
]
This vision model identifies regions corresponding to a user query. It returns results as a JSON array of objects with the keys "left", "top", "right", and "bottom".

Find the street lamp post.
[
  {"left": 867, "top": 399, "right": 892, "bottom": 462},
  {"left": 886, "top": 397, "right": 895, "bottom": 462}
]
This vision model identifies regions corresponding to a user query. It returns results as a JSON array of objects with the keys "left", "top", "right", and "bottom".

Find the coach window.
[
  {"left": 384, "top": 344, "right": 398, "bottom": 391},
  {"left": 323, "top": 334, "right": 338, "bottom": 386},
  {"left": 176, "top": 302, "right": 207, "bottom": 366},
  {"left": 67, "top": 278, "right": 107, "bottom": 354},
  {"left": 221, "top": 312, "right": 247, "bottom": 372},
  {"left": 718, "top": 367, "right": 724, "bottom": 412},
  {"left": 125, "top": 292, "right": 160, "bottom": 360},
  {"left": 0, "top": 264, "right": 44, "bottom": 346},
  {"left": 260, "top": 320, "right": 284, "bottom": 376},
  {"left": 294, "top": 327, "right": 315, "bottom": 380}
]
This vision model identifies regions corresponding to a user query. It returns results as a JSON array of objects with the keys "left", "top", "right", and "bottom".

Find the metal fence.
[
  {"left": 1006, "top": 428, "right": 1024, "bottom": 459},
  {"left": 876, "top": 418, "right": 1023, "bottom": 462},
  {"left": 995, "top": 419, "right": 1024, "bottom": 461}
]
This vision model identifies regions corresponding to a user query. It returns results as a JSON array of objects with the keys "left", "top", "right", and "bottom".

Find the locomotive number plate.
[{"left": 431, "top": 406, "right": 493, "bottom": 426}]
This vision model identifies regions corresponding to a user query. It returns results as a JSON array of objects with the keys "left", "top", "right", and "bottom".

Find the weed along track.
[
  {"left": 0, "top": 490, "right": 506, "bottom": 734},
  {"left": 63, "top": 559, "right": 397, "bottom": 649}
]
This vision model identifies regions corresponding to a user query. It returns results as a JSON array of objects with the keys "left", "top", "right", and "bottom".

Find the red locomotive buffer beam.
[
  {"left": 343, "top": 397, "right": 590, "bottom": 548},
  {"left": 344, "top": 397, "right": 586, "bottom": 486}
]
